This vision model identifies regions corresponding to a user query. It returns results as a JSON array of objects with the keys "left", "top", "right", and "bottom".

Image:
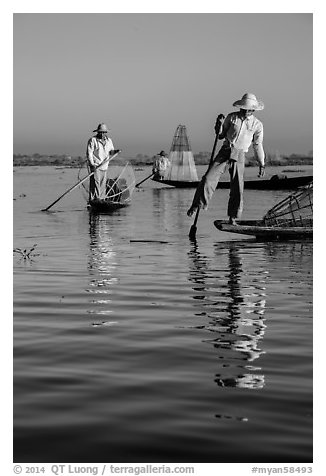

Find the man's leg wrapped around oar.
[
  {"left": 187, "top": 145, "right": 230, "bottom": 216},
  {"left": 187, "top": 146, "right": 246, "bottom": 224}
]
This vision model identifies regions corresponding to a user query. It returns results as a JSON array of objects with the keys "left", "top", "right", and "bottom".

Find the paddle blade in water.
[{"left": 189, "top": 224, "right": 197, "bottom": 240}]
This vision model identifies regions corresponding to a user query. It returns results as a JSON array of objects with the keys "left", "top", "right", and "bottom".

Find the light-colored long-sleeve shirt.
[
  {"left": 220, "top": 112, "right": 265, "bottom": 165},
  {"left": 86, "top": 136, "right": 114, "bottom": 171},
  {"left": 152, "top": 156, "right": 170, "bottom": 175}
]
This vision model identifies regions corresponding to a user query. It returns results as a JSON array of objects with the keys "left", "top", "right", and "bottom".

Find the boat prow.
[{"left": 214, "top": 220, "right": 313, "bottom": 240}]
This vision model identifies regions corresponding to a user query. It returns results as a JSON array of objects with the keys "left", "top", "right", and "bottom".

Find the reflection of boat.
[
  {"left": 153, "top": 174, "right": 313, "bottom": 190},
  {"left": 214, "top": 183, "right": 313, "bottom": 240}
]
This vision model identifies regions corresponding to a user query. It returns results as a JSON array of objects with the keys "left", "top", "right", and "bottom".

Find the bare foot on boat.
[
  {"left": 228, "top": 217, "right": 238, "bottom": 225},
  {"left": 187, "top": 206, "right": 197, "bottom": 217}
]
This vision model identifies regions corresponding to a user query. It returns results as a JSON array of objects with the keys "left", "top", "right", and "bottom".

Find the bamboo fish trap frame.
[
  {"left": 79, "top": 162, "right": 136, "bottom": 212},
  {"left": 214, "top": 182, "right": 313, "bottom": 240},
  {"left": 164, "top": 125, "right": 199, "bottom": 182},
  {"left": 263, "top": 182, "right": 313, "bottom": 228}
]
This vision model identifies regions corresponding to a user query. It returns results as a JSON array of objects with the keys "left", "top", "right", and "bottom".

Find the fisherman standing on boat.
[
  {"left": 152, "top": 150, "right": 171, "bottom": 180},
  {"left": 187, "top": 93, "right": 265, "bottom": 225},
  {"left": 86, "top": 123, "right": 119, "bottom": 200}
]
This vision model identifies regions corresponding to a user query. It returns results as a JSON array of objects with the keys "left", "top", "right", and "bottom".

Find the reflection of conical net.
[
  {"left": 165, "top": 124, "right": 198, "bottom": 181},
  {"left": 263, "top": 182, "right": 313, "bottom": 227},
  {"left": 81, "top": 162, "right": 135, "bottom": 204}
]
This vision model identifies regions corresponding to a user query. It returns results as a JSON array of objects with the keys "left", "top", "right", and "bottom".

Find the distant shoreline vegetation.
[{"left": 13, "top": 152, "right": 313, "bottom": 167}]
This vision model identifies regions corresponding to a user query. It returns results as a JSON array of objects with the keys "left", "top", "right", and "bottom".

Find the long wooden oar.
[
  {"left": 189, "top": 116, "right": 224, "bottom": 240},
  {"left": 135, "top": 172, "right": 155, "bottom": 188},
  {"left": 42, "top": 151, "right": 120, "bottom": 211}
]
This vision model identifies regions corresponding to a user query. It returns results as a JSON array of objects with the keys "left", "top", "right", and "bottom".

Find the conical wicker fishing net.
[
  {"left": 80, "top": 162, "right": 135, "bottom": 204},
  {"left": 164, "top": 125, "right": 198, "bottom": 181},
  {"left": 263, "top": 182, "right": 313, "bottom": 227},
  {"left": 103, "top": 164, "right": 135, "bottom": 203}
]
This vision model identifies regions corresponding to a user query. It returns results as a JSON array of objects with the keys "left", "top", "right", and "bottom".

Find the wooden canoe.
[
  {"left": 88, "top": 199, "right": 130, "bottom": 213},
  {"left": 152, "top": 175, "right": 313, "bottom": 190},
  {"left": 214, "top": 220, "right": 313, "bottom": 240}
]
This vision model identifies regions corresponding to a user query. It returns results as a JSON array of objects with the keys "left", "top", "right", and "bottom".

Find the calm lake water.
[{"left": 13, "top": 165, "right": 313, "bottom": 463}]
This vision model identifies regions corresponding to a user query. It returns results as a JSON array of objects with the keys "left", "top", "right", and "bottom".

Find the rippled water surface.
[{"left": 13, "top": 165, "right": 313, "bottom": 463}]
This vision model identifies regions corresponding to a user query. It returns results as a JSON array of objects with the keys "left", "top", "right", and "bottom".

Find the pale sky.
[{"left": 13, "top": 12, "right": 312, "bottom": 157}]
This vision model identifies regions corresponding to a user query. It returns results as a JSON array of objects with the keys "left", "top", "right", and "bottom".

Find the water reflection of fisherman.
[
  {"left": 152, "top": 151, "right": 171, "bottom": 180},
  {"left": 187, "top": 240, "right": 209, "bottom": 299},
  {"left": 226, "top": 245, "right": 244, "bottom": 318},
  {"left": 187, "top": 242, "right": 267, "bottom": 389},
  {"left": 214, "top": 244, "right": 266, "bottom": 389},
  {"left": 87, "top": 214, "right": 118, "bottom": 314},
  {"left": 225, "top": 245, "right": 266, "bottom": 359}
]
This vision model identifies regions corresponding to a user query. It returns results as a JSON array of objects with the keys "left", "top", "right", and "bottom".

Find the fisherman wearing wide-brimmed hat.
[
  {"left": 187, "top": 93, "right": 265, "bottom": 225},
  {"left": 86, "top": 123, "right": 120, "bottom": 200},
  {"left": 152, "top": 150, "right": 171, "bottom": 180}
]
